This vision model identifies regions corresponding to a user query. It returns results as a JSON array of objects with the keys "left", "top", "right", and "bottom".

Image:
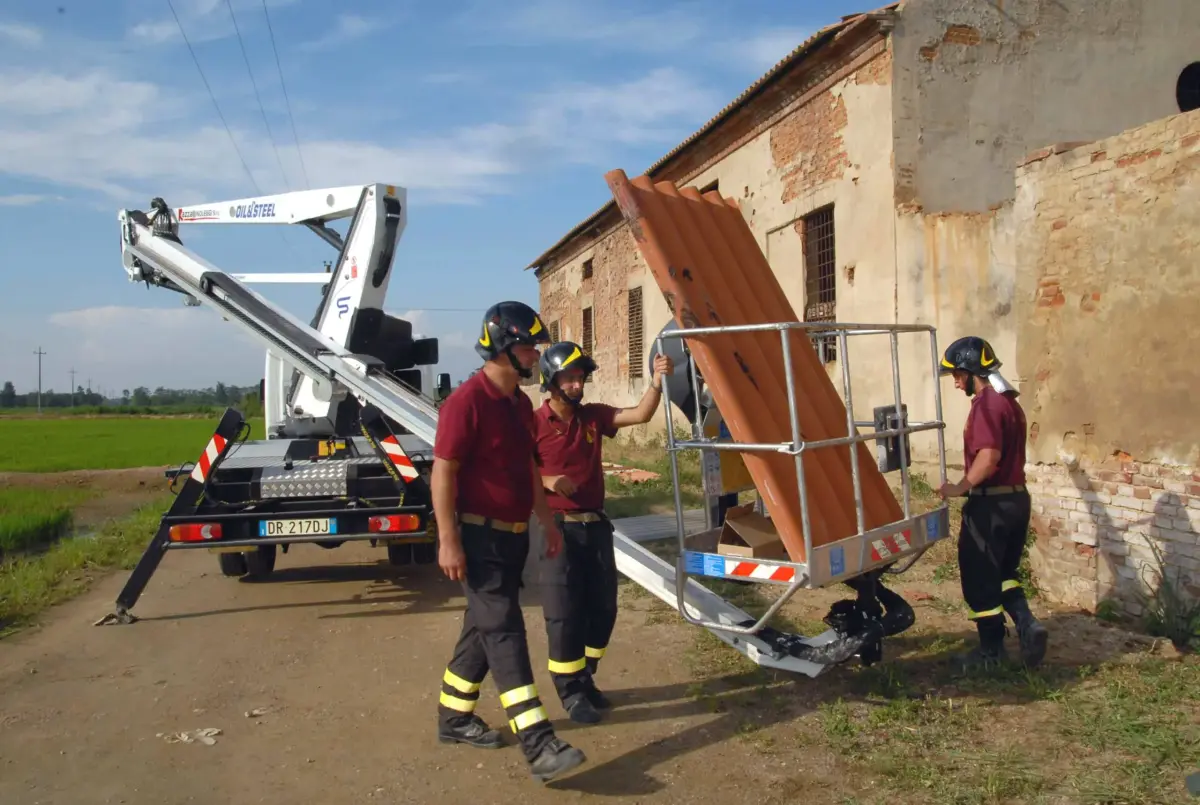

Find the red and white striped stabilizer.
[
  {"left": 724, "top": 559, "right": 797, "bottom": 583},
  {"left": 870, "top": 529, "right": 913, "bottom": 563},
  {"left": 380, "top": 435, "right": 419, "bottom": 481},
  {"left": 189, "top": 433, "right": 228, "bottom": 484}
]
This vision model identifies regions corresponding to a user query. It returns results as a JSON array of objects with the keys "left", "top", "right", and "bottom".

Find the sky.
[{"left": 0, "top": 0, "right": 871, "bottom": 398}]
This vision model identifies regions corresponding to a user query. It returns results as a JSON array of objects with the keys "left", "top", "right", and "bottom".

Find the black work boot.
[
  {"left": 1003, "top": 594, "right": 1049, "bottom": 668},
  {"left": 565, "top": 694, "right": 602, "bottom": 724},
  {"left": 584, "top": 684, "right": 612, "bottom": 710},
  {"left": 957, "top": 617, "right": 1009, "bottom": 672},
  {"left": 437, "top": 715, "right": 504, "bottom": 749},
  {"left": 528, "top": 737, "right": 587, "bottom": 783}
]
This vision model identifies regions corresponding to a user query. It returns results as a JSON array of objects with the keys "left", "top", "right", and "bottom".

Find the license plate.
[{"left": 258, "top": 517, "right": 338, "bottom": 537}]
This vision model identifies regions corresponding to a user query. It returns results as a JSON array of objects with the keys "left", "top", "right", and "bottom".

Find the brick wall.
[
  {"left": 1026, "top": 460, "right": 1200, "bottom": 614},
  {"left": 1013, "top": 109, "right": 1200, "bottom": 615}
]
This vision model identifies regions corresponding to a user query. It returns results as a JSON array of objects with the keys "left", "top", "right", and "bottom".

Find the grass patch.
[
  {"left": 0, "top": 495, "right": 172, "bottom": 635},
  {"left": 1059, "top": 657, "right": 1200, "bottom": 803},
  {"left": 0, "top": 487, "right": 99, "bottom": 553},
  {"left": 0, "top": 415, "right": 265, "bottom": 472}
]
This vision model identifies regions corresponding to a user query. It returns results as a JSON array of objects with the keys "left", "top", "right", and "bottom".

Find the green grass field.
[
  {"left": 0, "top": 487, "right": 99, "bottom": 553},
  {"left": 0, "top": 416, "right": 266, "bottom": 473}
]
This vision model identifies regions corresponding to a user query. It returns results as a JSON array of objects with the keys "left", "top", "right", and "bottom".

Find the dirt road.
[{"left": 0, "top": 541, "right": 802, "bottom": 805}]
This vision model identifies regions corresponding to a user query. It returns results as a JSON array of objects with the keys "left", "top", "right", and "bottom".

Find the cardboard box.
[{"left": 715, "top": 503, "right": 787, "bottom": 560}]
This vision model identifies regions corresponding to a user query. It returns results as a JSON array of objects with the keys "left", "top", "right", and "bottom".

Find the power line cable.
[
  {"left": 225, "top": 0, "right": 291, "bottom": 191},
  {"left": 261, "top": 0, "right": 311, "bottom": 190},
  {"left": 165, "top": 0, "right": 262, "bottom": 194}
]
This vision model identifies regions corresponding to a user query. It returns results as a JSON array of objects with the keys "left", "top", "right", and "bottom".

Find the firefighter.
[
  {"left": 432, "top": 301, "right": 587, "bottom": 784},
  {"left": 532, "top": 340, "right": 674, "bottom": 724},
  {"left": 936, "top": 335, "right": 1048, "bottom": 669}
]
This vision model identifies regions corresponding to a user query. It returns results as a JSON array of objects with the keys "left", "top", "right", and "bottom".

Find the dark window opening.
[
  {"left": 582, "top": 306, "right": 593, "bottom": 356},
  {"left": 548, "top": 319, "right": 560, "bottom": 344},
  {"left": 1178, "top": 62, "right": 1200, "bottom": 113},
  {"left": 582, "top": 258, "right": 594, "bottom": 280},
  {"left": 802, "top": 205, "right": 837, "bottom": 363},
  {"left": 699, "top": 179, "right": 719, "bottom": 194}
]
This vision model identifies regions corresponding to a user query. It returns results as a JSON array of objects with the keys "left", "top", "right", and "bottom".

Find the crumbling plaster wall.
[
  {"left": 1012, "top": 110, "right": 1200, "bottom": 615},
  {"left": 888, "top": 0, "right": 1200, "bottom": 465}
]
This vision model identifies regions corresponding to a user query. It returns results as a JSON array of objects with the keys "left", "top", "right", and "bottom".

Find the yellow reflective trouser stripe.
[
  {"left": 443, "top": 669, "right": 481, "bottom": 694},
  {"left": 499, "top": 684, "right": 538, "bottom": 709},
  {"left": 1001, "top": 579, "right": 1022, "bottom": 592},
  {"left": 548, "top": 657, "right": 587, "bottom": 674},
  {"left": 585, "top": 646, "right": 606, "bottom": 659},
  {"left": 508, "top": 706, "right": 549, "bottom": 733},
  {"left": 969, "top": 606, "right": 1005, "bottom": 619},
  {"left": 439, "top": 692, "right": 476, "bottom": 713}
]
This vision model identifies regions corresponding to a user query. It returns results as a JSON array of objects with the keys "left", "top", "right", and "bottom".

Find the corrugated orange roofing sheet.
[
  {"left": 604, "top": 168, "right": 904, "bottom": 562},
  {"left": 527, "top": 3, "right": 899, "bottom": 272}
]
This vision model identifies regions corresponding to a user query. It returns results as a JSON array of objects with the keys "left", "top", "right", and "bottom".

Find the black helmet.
[
  {"left": 475, "top": 301, "right": 550, "bottom": 363},
  {"left": 539, "top": 341, "right": 597, "bottom": 395},
  {"left": 940, "top": 336, "right": 1001, "bottom": 377}
]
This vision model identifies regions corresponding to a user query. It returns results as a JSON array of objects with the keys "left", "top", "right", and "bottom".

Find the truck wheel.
[
  {"left": 413, "top": 541, "right": 437, "bottom": 565},
  {"left": 244, "top": 545, "right": 277, "bottom": 579},
  {"left": 218, "top": 552, "right": 248, "bottom": 577},
  {"left": 387, "top": 543, "right": 413, "bottom": 566}
]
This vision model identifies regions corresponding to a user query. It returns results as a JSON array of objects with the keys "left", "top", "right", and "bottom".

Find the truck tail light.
[
  {"left": 369, "top": 514, "right": 421, "bottom": 533},
  {"left": 169, "top": 523, "right": 223, "bottom": 542}
]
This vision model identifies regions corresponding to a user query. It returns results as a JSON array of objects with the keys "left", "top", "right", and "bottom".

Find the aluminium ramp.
[
  {"left": 609, "top": 518, "right": 840, "bottom": 677},
  {"left": 604, "top": 171, "right": 906, "bottom": 564},
  {"left": 118, "top": 208, "right": 439, "bottom": 446}
]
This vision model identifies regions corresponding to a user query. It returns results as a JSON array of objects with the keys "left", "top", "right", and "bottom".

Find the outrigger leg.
[{"left": 94, "top": 409, "right": 245, "bottom": 626}]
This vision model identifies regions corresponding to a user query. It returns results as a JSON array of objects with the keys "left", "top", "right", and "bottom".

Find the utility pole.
[
  {"left": 33, "top": 347, "right": 46, "bottom": 414},
  {"left": 69, "top": 367, "right": 77, "bottom": 407}
]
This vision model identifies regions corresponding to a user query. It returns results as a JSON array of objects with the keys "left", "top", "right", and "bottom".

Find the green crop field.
[{"left": 0, "top": 416, "right": 267, "bottom": 473}]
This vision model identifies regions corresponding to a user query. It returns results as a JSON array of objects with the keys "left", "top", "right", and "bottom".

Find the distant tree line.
[{"left": 0, "top": 381, "right": 261, "bottom": 415}]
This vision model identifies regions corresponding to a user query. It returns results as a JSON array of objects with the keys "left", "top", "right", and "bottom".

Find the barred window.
[
  {"left": 582, "top": 306, "right": 593, "bottom": 356},
  {"left": 628, "top": 286, "right": 644, "bottom": 379},
  {"left": 802, "top": 204, "right": 836, "bottom": 363},
  {"left": 548, "top": 319, "right": 560, "bottom": 343}
]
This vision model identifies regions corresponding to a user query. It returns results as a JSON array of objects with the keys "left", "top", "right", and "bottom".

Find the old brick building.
[
  {"left": 527, "top": 0, "right": 1200, "bottom": 462},
  {"left": 527, "top": 0, "right": 1200, "bottom": 616}
]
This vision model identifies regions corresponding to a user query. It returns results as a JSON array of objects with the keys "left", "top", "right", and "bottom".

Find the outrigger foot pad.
[{"left": 94, "top": 609, "right": 138, "bottom": 626}]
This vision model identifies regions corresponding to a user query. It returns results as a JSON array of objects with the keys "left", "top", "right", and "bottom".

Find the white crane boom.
[{"left": 117, "top": 185, "right": 440, "bottom": 446}]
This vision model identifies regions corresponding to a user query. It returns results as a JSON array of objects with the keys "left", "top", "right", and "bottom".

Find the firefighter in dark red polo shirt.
[
  {"left": 532, "top": 340, "right": 673, "bottom": 724},
  {"left": 937, "top": 335, "right": 1049, "bottom": 670},
  {"left": 432, "top": 301, "right": 586, "bottom": 784}
]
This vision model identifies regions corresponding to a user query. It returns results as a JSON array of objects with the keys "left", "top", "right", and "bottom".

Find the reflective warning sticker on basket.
[
  {"left": 684, "top": 551, "right": 725, "bottom": 577},
  {"left": 685, "top": 552, "right": 796, "bottom": 582},
  {"left": 829, "top": 545, "right": 846, "bottom": 577},
  {"left": 870, "top": 529, "right": 913, "bottom": 563},
  {"left": 725, "top": 559, "right": 796, "bottom": 582}
]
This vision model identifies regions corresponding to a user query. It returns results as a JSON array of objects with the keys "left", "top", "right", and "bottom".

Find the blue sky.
[{"left": 0, "top": 0, "right": 869, "bottom": 396}]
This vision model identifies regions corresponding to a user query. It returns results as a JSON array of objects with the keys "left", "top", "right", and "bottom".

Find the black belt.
[{"left": 967, "top": 484, "right": 1027, "bottom": 497}]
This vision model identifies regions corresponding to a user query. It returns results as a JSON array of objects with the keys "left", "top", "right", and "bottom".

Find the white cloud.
[
  {"left": 0, "top": 60, "right": 716, "bottom": 205},
  {"left": 0, "top": 21, "right": 43, "bottom": 47},
  {"left": 297, "top": 13, "right": 392, "bottom": 52},
  {"left": 458, "top": 0, "right": 710, "bottom": 53},
  {"left": 128, "top": 0, "right": 300, "bottom": 46},
  {"left": 0, "top": 305, "right": 266, "bottom": 392},
  {"left": 0, "top": 304, "right": 485, "bottom": 394},
  {"left": 0, "top": 194, "right": 64, "bottom": 206}
]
